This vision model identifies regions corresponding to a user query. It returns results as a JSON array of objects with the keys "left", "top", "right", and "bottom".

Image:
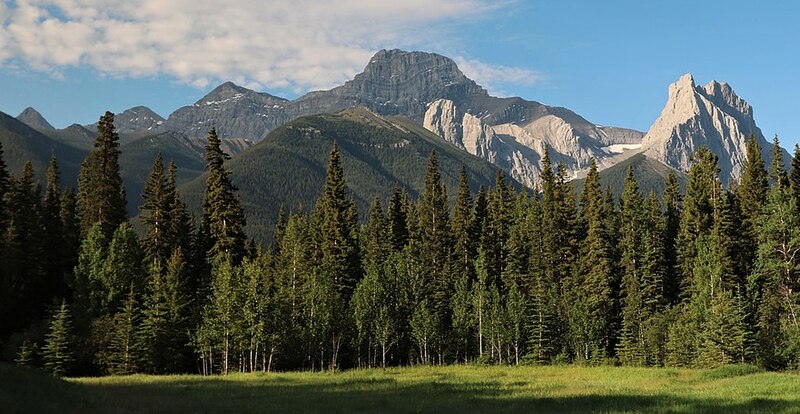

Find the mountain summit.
[
  {"left": 16, "top": 107, "right": 55, "bottom": 131},
  {"left": 642, "top": 73, "right": 782, "bottom": 181}
]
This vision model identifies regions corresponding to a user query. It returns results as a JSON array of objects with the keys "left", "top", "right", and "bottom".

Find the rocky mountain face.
[
  {"left": 165, "top": 82, "right": 289, "bottom": 141},
  {"left": 151, "top": 49, "right": 645, "bottom": 187},
  {"left": 642, "top": 74, "right": 784, "bottom": 182},
  {"left": 114, "top": 106, "right": 165, "bottom": 134},
  {"left": 422, "top": 98, "right": 644, "bottom": 187},
  {"left": 16, "top": 107, "right": 55, "bottom": 131}
]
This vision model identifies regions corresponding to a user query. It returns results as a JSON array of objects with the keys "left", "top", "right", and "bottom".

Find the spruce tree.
[
  {"left": 42, "top": 155, "right": 65, "bottom": 300},
  {"left": 662, "top": 173, "right": 682, "bottom": 304},
  {"left": 387, "top": 188, "right": 409, "bottom": 253},
  {"left": 417, "top": 151, "right": 452, "bottom": 359},
  {"left": 201, "top": 127, "right": 246, "bottom": 265},
  {"left": 42, "top": 300, "right": 75, "bottom": 376},
  {"left": 313, "top": 142, "right": 361, "bottom": 299},
  {"left": 676, "top": 147, "right": 721, "bottom": 297},
  {"left": 451, "top": 167, "right": 476, "bottom": 285},
  {"left": 749, "top": 177, "right": 800, "bottom": 368},
  {"left": 737, "top": 135, "right": 769, "bottom": 282},
  {"left": 789, "top": 144, "right": 800, "bottom": 206},
  {"left": 769, "top": 135, "right": 788, "bottom": 188},
  {"left": 573, "top": 159, "right": 614, "bottom": 361},
  {"left": 108, "top": 285, "right": 139, "bottom": 375},
  {"left": 77, "top": 111, "right": 127, "bottom": 238},
  {"left": 140, "top": 153, "right": 170, "bottom": 269},
  {"left": 617, "top": 166, "right": 646, "bottom": 364}
]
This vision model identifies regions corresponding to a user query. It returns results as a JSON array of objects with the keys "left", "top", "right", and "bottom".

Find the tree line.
[{"left": 2, "top": 112, "right": 800, "bottom": 376}]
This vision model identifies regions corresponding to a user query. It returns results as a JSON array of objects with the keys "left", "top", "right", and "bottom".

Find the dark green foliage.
[
  {"left": 314, "top": 143, "right": 361, "bottom": 299},
  {"left": 572, "top": 159, "right": 614, "bottom": 362},
  {"left": 179, "top": 109, "right": 510, "bottom": 243},
  {"left": 676, "top": 147, "right": 721, "bottom": 296},
  {"left": 42, "top": 301, "right": 75, "bottom": 376},
  {"left": 108, "top": 285, "right": 139, "bottom": 375},
  {"left": 77, "top": 111, "right": 127, "bottom": 238},
  {"left": 200, "top": 128, "right": 247, "bottom": 265}
]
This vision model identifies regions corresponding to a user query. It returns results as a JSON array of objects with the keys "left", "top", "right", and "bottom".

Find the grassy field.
[{"left": 3, "top": 363, "right": 800, "bottom": 413}]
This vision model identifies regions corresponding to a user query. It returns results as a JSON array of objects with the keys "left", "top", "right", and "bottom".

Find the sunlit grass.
[{"left": 3, "top": 363, "right": 799, "bottom": 413}]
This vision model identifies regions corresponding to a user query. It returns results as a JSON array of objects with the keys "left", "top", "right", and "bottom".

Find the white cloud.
[
  {"left": 455, "top": 57, "right": 545, "bottom": 96},
  {"left": 0, "top": 0, "right": 540, "bottom": 95}
]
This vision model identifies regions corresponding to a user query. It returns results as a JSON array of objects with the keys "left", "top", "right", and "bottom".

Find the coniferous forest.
[{"left": 4, "top": 112, "right": 800, "bottom": 377}]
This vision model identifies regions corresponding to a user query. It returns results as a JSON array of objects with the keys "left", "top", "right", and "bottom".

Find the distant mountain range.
[{"left": 0, "top": 49, "right": 788, "bottom": 241}]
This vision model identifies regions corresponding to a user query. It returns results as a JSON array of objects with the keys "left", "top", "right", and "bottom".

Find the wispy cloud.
[
  {"left": 454, "top": 57, "right": 546, "bottom": 96},
  {"left": 0, "top": 0, "right": 541, "bottom": 94}
]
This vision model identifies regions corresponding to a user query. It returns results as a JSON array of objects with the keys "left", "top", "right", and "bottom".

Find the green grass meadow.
[{"left": 3, "top": 363, "right": 800, "bottom": 413}]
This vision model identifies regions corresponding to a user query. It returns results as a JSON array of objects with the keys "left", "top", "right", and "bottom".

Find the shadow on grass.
[{"left": 3, "top": 364, "right": 798, "bottom": 414}]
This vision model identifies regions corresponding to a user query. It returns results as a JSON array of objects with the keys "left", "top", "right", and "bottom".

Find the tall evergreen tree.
[
  {"left": 42, "top": 300, "right": 75, "bottom": 376},
  {"left": 387, "top": 188, "right": 409, "bottom": 253},
  {"left": 769, "top": 135, "right": 788, "bottom": 188},
  {"left": 451, "top": 167, "right": 476, "bottom": 285},
  {"left": 201, "top": 127, "right": 246, "bottom": 265},
  {"left": 572, "top": 159, "right": 614, "bottom": 361},
  {"left": 417, "top": 151, "right": 452, "bottom": 360},
  {"left": 789, "top": 144, "right": 800, "bottom": 205},
  {"left": 108, "top": 285, "right": 139, "bottom": 375},
  {"left": 662, "top": 172, "right": 682, "bottom": 304},
  {"left": 676, "top": 147, "right": 721, "bottom": 297},
  {"left": 77, "top": 111, "right": 127, "bottom": 238},
  {"left": 314, "top": 142, "right": 361, "bottom": 299},
  {"left": 140, "top": 153, "right": 170, "bottom": 268},
  {"left": 737, "top": 135, "right": 769, "bottom": 284}
]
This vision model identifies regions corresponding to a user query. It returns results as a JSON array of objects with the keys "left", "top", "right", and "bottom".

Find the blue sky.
[{"left": 1, "top": 0, "right": 798, "bottom": 146}]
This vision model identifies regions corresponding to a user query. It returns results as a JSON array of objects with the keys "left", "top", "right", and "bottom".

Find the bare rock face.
[
  {"left": 114, "top": 106, "right": 165, "bottom": 134},
  {"left": 642, "top": 74, "right": 783, "bottom": 182},
  {"left": 16, "top": 107, "right": 55, "bottom": 131},
  {"left": 165, "top": 82, "right": 289, "bottom": 141},
  {"left": 423, "top": 98, "right": 645, "bottom": 187}
]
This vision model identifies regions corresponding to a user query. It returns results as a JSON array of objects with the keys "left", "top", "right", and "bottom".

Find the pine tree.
[
  {"left": 662, "top": 173, "right": 682, "bottom": 304},
  {"left": 451, "top": 167, "right": 476, "bottom": 285},
  {"left": 417, "top": 151, "right": 452, "bottom": 360},
  {"left": 769, "top": 135, "right": 788, "bottom": 188},
  {"left": 140, "top": 153, "right": 170, "bottom": 269},
  {"left": 72, "top": 223, "right": 109, "bottom": 318},
  {"left": 485, "top": 169, "right": 513, "bottom": 288},
  {"left": 42, "top": 300, "right": 75, "bottom": 376},
  {"left": 737, "top": 135, "right": 769, "bottom": 283},
  {"left": 676, "top": 147, "right": 721, "bottom": 297},
  {"left": 387, "top": 188, "right": 409, "bottom": 253},
  {"left": 165, "top": 160, "right": 194, "bottom": 257},
  {"left": 42, "top": 155, "right": 65, "bottom": 300},
  {"left": 15, "top": 339, "right": 37, "bottom": 368},
  {"left": 60, "top": 188, "right": 81, "bottom": 285},
  {"left": 103, "top": 223, "right": 145, "bottom": 311},
  {"left": 617, "top": 167, "right": 646, "bottom": 364},
  {"left": 573, "top": 159, "right": 614, "bottom": 361},
  {"left": 201, "top": 127, "right": 246, "bottom": 265},
  {"left": 749, "top": 177, "right": 800, "bottom": 369},
  {"left": 108, "top": 285, "right": 139, "bottom": 375},
  {"left": 790, "top": 144, "right": 800, "bottom": 206},
  {"left": 314, "top": 142, "right": 361, "bottom": 299},
  {"left": 77, "top": 111, "right": 127, "bottom": 238}
]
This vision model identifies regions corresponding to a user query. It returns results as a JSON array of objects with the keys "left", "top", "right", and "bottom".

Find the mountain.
[
  {"left": 179, "top": 107, "right": 517, "bottom": 242},
  {"left": 641, "top": 73, "right": 787, "bottom": 182},
  {"left": 0, "top": 110, "right": 209, "bottom": 216},
  {"left": 16, "top": 107, "right": 55, "bottom": 131},
  {"left": 129, "top": 50, "right": 642, "bottom": 188},
  {"left": 114, "top": 106, "right": 165, "bottom": 134},
  {"left": 0, "top": 111, "right": 85, "bottom": 187},
  {"left": 423, "top": 98, "right": 645, "bottom": 187},
  {"left": 572, "top": 153, "right": 688, "bottom": 200},
  {"left": 165, "top": 82, "right": 289, "bottom": 141}
]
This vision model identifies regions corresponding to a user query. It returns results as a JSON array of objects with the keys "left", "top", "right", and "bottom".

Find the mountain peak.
[
  {"left": 114, "top": 106, "right": 165, "bottom": 133},
  {"left": 16, "top": 107, "right": 55, "bottom": 131},
  {"left": 643, "top": 74, "right": 775, "bottom": 181}
]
